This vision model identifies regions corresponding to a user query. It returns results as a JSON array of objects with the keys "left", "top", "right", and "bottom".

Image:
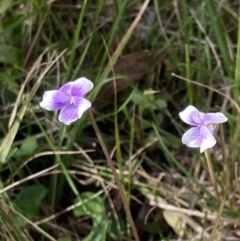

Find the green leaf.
[
  {"left": 14, "top": 184, "right": 48, "bottom": 215},
  {"left": 16, "top": 136, "right": 38, "bottom": 157},
  {"left": 109, "top": 215, "right": 126, "bottom": 240},
  {"left": 132, "top": 91, "right": 167, "bottom": 111},
  {"left": 155, "top": 98, "right": 167, "bottom": 109},
  {"left": 163, "top": 210, "right": 182, "bottom": 235},
  {"left": 144, "top": 222, "right": 162, "bottom": 234},
  {"left": 223, "top": 209, "right": 240, "bottom": 219},
  {"left": 73, "top": 192, "right": 108, "bottom": 241},
  {"left": 11, "top": 185, "right": 48, "bottom": 227},
  {"left": 58, "top": 236, "right": 72, "bottom": 241},
  {"left": 0, "top": 0, "right": 14, "bottom": 16},
  {"left": 0, "top": 45, "right": 20, "bottom": 65},
  {"left": 73, "top": 192, "right": 105, "bottom": 217},
  {"left": 83, "top": 218, "right": 108, "bottom": 241},
  {"left": 132, "top": 91, "right": 144, "bottom": 105},
  {"left": 0, "top": 73, "right": 19, "bottom": 95}
]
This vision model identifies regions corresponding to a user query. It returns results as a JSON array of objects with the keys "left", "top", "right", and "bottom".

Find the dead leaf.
[{"left": 97, "top": 50, "right": 166, "bottom": 101}]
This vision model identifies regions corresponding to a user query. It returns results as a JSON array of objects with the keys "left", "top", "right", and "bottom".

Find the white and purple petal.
[
  {"left": 59, "top": 82, "right": 73, "bottom": 95},
  {"left": 179, "top": 105, "right": 205, "bottom": 126},
  {"left": 76, "top": 97, "right": 92, "bottom": 119},
  {"left": 58, "top": 97, "right": 91, "bottom": 125},
  {"left": 58, "top": 104, "right": 79, "bottom": 125},
  {"left": 202, "top": 113, "right": 228, "bottom": 125},
  {"left": 59, "top": 78, "right": 93, "bottom": 97},
  {"left": 39, "top": 90, "right": 69, "bottom": 111},
  {"left": 70, "top": 78, "right": 94, "bottom": 97},
  {"left": 182, "top": 125, "right": 216, "bottom": 153}
]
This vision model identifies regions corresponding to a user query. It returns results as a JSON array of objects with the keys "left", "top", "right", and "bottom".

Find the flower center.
[
  {"left": 70, "top": 96, "right": 75, "bottom": 105},
  {"left": 191, "top": 111, "right": 204, "bottom": 125},
  {"left": 206, "top": 123, "right": 217, "bottom": 134}
]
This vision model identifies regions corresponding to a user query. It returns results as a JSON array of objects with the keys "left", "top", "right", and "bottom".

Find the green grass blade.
[{"left": 66, "top": 0, "right": 88, "bottom": 80}]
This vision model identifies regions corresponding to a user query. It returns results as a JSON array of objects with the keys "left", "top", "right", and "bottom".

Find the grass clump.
[{"left": 0, "top": 0, "right": 240, "bottom": 240}]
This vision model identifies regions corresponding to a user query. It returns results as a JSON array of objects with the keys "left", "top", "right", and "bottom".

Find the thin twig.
[
  {"left": 7, "top": 205, "right": 57, "bottom": 241},
  {"left": 172, "top": 73, "right": 240, "bottom": 112},
  {"left": 34, "top": 190, "right": 104, "bottom": 226},
  {"left": 0, "top": 164, "right": 59, "bottom": 194},
  {"left": 88, "top": 109, "right": 140, "bottom": 241}
]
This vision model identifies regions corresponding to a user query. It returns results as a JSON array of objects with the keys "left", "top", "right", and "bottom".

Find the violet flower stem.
[
  {"left": 88, "top": 109, "right": 140, "bottom": 241},
  {"left": 209, "top": 124, "right": 228, "bottom": 241},
  {"left": 204, "top": 151, "right": 220, "bottom": 203}
]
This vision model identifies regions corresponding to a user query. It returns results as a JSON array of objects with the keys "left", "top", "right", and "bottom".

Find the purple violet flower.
[
  {"left": 40, "top": 77, "right": 93, "bottom": 125},
  {"left": 179, "top": 105, "right": 228, "bottom": 153}
]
